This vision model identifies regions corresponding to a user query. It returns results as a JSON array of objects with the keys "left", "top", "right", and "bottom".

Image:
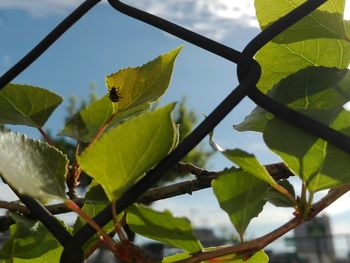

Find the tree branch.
[
  {"left": 0, "top": 162, "right": 292, "bottom": 229},
  {"left": 183, "top": 184, "right": 350, "bottom": 263}
]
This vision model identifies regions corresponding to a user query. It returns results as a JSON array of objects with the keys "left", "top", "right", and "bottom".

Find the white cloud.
[{"left": 0, "top": 0, "right": 258, "bottom": 40}]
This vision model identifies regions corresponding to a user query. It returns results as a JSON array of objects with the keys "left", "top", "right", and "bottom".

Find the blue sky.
[{"left": 2, "top": 0, "right": 350, "bottom": 256}]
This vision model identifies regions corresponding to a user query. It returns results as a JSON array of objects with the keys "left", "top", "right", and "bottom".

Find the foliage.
[{"left": 0, "top": 1, "right": 350, "bottom": 262}]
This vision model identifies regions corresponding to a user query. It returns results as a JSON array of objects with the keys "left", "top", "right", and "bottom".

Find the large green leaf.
[
  {"left": 0, "top": 214, "right": 62, "bottom": 260},
  {"left": 0, "top": 84, "right": 62, "bottom": 128},
  {"left": 254, "top": 0, "right": 349, "bottom": 43},
  {"left": 127, "top": 204, "right": 202, "bottom": 253},
  {"left": 264, "top": 108, "right": 350, "bottom": 193},
  {"left": 0, "top": 131, "right": 67, "bottom": 202},
  {"left": 78, "top": 104, "right": 177, "bottom": 201},
  {"left": 242, "top": 66, "right": 350, "bottom": 192},
  {"left": 236, "top": 67, "right": 350, "bottom": 132},
  {"left": 256, "top": 39, "right": 350, "bottom": 93},
  {"left": 212, "top": 168, "right": 268, "bottom": 238}
]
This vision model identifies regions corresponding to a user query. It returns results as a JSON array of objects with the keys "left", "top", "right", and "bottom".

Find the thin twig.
[{"left": 0, "top": 162, "right": 292, "bottom": 228}]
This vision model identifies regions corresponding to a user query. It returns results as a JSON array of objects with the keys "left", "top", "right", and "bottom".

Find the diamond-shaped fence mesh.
[{"left": 1, "top": 0, "right": 347, "bottom": 262}]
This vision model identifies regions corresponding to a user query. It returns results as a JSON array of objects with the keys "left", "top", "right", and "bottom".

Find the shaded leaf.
[
  {"left": 0, "top": 84, "right": 62, "bottom": 128},
  {"left": 264, "top": 108, "right": 350, "bottom": 192},
  {"left": 264, "top": 180, "right": 296, "bottom": 207},
  {"left": 0, "top": 214, "right": 62, "bottom": 260},
  {"left": 0, "top": 131, "right": 67, "bottom": 202},
  {"left": 254, "top": 0, "right": 349, "bottom": 43},
  {"left": 212, "top": 168, "right": 268, "bottom": 238},
  {"left": 127, "top": 204, "right": 202, "bottom": 253},
  {"left": 78, "top": 104, "right": 177, "bottom": 201}
]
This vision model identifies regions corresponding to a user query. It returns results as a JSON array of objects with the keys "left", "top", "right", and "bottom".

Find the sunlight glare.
[{"left": 344, "top": 0, "right": 350, "bottom": 20}]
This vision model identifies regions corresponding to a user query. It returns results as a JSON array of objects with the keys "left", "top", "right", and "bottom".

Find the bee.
[{"left": 108, "top": 87, "right": 122, "bottom": 103}]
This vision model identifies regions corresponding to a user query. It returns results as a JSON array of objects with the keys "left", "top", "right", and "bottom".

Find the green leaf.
[
  {"left": 162, "top": 252, "right": 191, "bottom": 263},
  {"left": 106, "top": 46, "right": 182, "bottom": 110},
  {"left": 212, "top": 168, "right": 268, "bottom": 238},
  {"left": 162, "top": 250, "right": 268, "bottom": 263},
  {"left": 256, "top": 39, "right": 350, "bottom": 93},
  {"left": 59, "top": 95, "right": 149, "bottom": 142},
  {"left": 0, "top": 84, "right": 62, "bottom": 128},
  {"left": 78, "top": 104, "right": 177, "bottom": 201},
  {"left": 264, "top": 180, "right": 296, "bottom": 207},
  {"left": 0, "top": 247, "right": 62, "bottom": 263},
  {"left": 0, "top": 214, "right": 62, "bottom": 260},
  {"left": 264, "top": 109, "right": 350, "bottom": 192},
  {"left": 0, "top": 131, "right": 67, "bottom": 202},
  {"left": 127, "top": 204, "right": 202, "bottom": 253},
  {"left": 254, "top": 0, "right": 349, "bottom": 43},
  {"left": 223, "top": 149, "right": 280, "bottom": 189},
  {"left": 236, "top": 67, "right": 350, "bottom": 132},
  {"left": 60, "top": 47, "right": 181, "bottom": 142},
  {"left": 205, "top": 250, "right": 269, "bottom": 263}
]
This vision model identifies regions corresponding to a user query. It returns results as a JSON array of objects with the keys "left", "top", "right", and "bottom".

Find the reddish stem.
[
  {"left": 89, "top": 113, "right": 116, "bottom": 146},
  {"left": 37, "top": 127, "right": 53, "bottom": 145}
]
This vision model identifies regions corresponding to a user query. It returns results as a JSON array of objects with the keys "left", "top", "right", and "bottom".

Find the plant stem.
[
  {"left": 112, "top": 200, "right": 128, "bottom": 241},
  {"left": 64, "top": 200, "right": 121, "bottom": 256},
  {"left": 304, "top": 192, "right": 314, "bottom": 219},
  {"left": 37, "top": 127, "right": 53, "bottom": 145},
  {"left": 89, "top": 113, "right": 116, "bottom": 146}
]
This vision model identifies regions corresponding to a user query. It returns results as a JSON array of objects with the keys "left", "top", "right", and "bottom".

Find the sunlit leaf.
[
  {"left": 254, "top": 0, "right": 349, "bottom": 43},
  {"left": 127, "top": 204, "right": 202, "bottom": 253},
  {"left": 0, "top": 131, "right": 67, "bottom": 202},
  {"left": 256, "top": 40, "right": 350, "bottom": 93},
  {"left": 106, "top": 46, "right": 182, "bottom": 110},
  {"left": 0, "top": 84, "right": 62, "bottom": 128},
  {"left": 78, "top": 104, "right": 177, "bottom": 201}
]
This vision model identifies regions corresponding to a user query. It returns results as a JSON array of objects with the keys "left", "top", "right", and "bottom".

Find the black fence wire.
[{"left": 0, "top": 0, "right": 346, "bottom": 262}]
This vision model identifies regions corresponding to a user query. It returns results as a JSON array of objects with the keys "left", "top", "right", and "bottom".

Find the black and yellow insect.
[{"left": 108, "top": 87, "right": 122, "bottom": 103}]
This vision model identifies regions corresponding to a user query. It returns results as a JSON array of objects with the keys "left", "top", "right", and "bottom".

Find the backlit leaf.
[
  {"left": 78, "top": 104, "right": 177, "bottom": 201},
  {"left": 254, "top": 0, "right": 349, "bottom": 43},
  {"left": 256, "top": 39, "right": 350, "bottom": 93},
  {"left": 106, "top": 46, "right": 182, "bottom": 110},
  {"left": 0, "top": 131, "right": 67, "bottom": 202},
  {"left": 60, "top": 47, "right": 181, "bottom": 142}
]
